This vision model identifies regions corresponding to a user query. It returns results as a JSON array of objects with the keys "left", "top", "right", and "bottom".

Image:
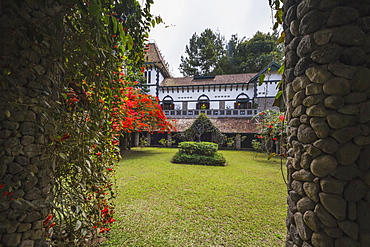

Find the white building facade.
[{"left": 142, "top": 41, "right": 282, "bottom": 148}]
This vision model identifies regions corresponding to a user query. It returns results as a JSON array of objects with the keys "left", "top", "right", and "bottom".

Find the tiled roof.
[
  {"left": 168, "top": 117, "right": 258, "bottom": 133},
  {"left": 161, "top": 73, "right": 257, "bottom": 87},
  {"left": 144, "top": 42, "right": 171, "bottom": 78}
]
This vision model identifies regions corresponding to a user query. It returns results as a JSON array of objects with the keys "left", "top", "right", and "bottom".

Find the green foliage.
[
  {"left": 252, "top": 109, "right": 286, "bottom": 156},
  {"left": 179, "top": 29, "right": 283, "bottom": 76},
  {"left": 180, "top": 113, "right": 226, "bottom": 144},
  {"left": 225, "top": 134, "right": 247, "bottom": 149},
  {"left": 179, "top": 28, "right": 225, "bottom": 76},
  {"left": 158, "top": 138, "right": 175, "bottom": 147},
  {"left": 233, "top": 31, "right": 284, "bottom": 73},
  {"left": 172, "top": 142, "right": 225, "bottom": 166},
  {"left": 251, "top": 139, "right": 263, "bottom": 152},
  {"left": 178, "top": 141, "right": 218, "bottom": 156},
  {"left": 172, "top": 152, "right": 226, "bottom": 166},
  {"left": 139, "top": 136, "right": 149, "bottom": 147}
]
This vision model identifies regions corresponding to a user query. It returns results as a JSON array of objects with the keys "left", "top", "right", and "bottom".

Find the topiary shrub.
[
  {"left": 178, "top": 141, "right": 218, "bottom": 156},
  {"left": 172, "top": 141, "right": 226, "bottom": 166}
]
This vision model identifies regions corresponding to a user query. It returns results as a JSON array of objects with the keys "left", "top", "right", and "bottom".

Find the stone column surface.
[
  {"left": 0, "top": 1, "right": 60, "bottom": 246},
  {"left": 235, "top": 134, "right": 241, "bottom": 150},
  {"left": 283, "top": 0, "right": 370, "bottom": 246}
]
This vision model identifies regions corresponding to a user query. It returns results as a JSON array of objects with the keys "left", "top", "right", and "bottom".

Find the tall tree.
[
  {"left": 179, "top": 28, "right": 225, "bottom": 76},
  {"left": 180, "top": 29, "right": 283, "bottom": 76},
  {"left": 280, "top": 0, "right": 370, "bottom": 246},
  {"left": 234, "top": 31, "right": 283, "bottom": 73}
]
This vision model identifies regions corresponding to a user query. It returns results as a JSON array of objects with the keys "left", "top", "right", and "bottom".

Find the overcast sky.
[{"left": 148, "top": 0, "right": 276, "bottom": 77}]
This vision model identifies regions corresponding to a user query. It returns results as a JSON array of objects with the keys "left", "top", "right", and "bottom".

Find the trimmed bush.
[
  {"left": 172, "top": 152, "right": 226, "bottom": 166},
  {"left": 172, "top": 141, "right": 226, "bottom": 166},
  {"left": 178, "top": 141, "right": 218, "bottom": 156}
]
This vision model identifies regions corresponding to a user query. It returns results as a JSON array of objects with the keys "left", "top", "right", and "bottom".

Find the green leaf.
[
  {"left": 258, "top": 74, "right": 266, "bottom": 86},
  {"left": 276, "top": 80, "right": 282, "bottom": 89},
  {"left": 268, "top": 153, "right": 277, "bottom": 160},
  {"left": 89, "top": 4, "right": 101, "bottom": 16},
  {"left": 59, "top": 153, "right": 67, "bottom": 160},
  {"left": 113, "top": 18, "right": 118, "bottom": 34},
  {"left": 278, "top": 64, "right": 285, "bottom": 74},
  {"left": 275, "top": 90, "right": 283, "bottom": 99}
]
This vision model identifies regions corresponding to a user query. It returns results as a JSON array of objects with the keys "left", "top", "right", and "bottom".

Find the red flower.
[
  {"left": 107, "top": 168, "right": 113, "bottom": 171},
  {"left": 0, "top": 184, "right": 5, "bottom": 190},
  {"left": 3, "top": 191, "right": 13, "bottom": 197},
  {"left": 259, "top": 112, "right": 265, "bottom": 115},
  {"left": 61, "top": 133, "right": 70, "bottom": 141},
  {"left": 279, "top": 115, "right": 285, "bottom": 122},
  {"left": 46, "top": 222, "right": 56, "bottom": 230},
  {"left": 268, "top": 125, "right": 273, "bottom": 128},
  {"left": 96, "top": 152, "right": 102, "bottom": 156},
  {"left": 43, "top": 215, "right": 53, "bottom": 226},
  {"left": 272, "top": 137, "right": 277, "bottom": 141}
]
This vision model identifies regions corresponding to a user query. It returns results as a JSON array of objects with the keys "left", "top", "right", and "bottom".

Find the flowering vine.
[{"left": 252, "top": 109, "right": 286, "bottom": 157}]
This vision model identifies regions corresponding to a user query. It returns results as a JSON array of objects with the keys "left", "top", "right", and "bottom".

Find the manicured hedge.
[
  {"left": 172, "top": 152, "right": 226, "bottom": 166},
  {"left": 178, "top": 141, "right": 218, "bottom": 156},
  {"left": 172, "top": 142, "right": 226, "bottom": 166}
]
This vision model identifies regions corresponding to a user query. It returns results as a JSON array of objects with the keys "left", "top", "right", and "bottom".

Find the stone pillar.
[
  {"left": 0, "top": 2, "right": 61, "bottom": 246},
  {"left": 167, "top": 133, "right": 172, "bottom": 147},
  {"left": 235, "top": 134, "right": 241, "bottom": 150},
  {"left": 134, "top": 132, "right": 140, "bottom": 147},
  {"left": 147, "top": 132, "right": 152, "bottom": 146},
  {"left": 283, "top": 1, "right": 370, "bottom": 246}
]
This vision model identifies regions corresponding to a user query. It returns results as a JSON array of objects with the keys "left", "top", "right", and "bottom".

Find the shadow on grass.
[{"left": 120, "top": 148, "right": 165, "bottom": 161}]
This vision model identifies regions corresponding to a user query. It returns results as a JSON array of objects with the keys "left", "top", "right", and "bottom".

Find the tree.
[
  {"left": 179, "top": 28, "right": 225, "bottom": 76},
  {"left": 234, "top": 31, "right": 283, "bottom": 73},
  {"left": 179, "top": 29, "right": 283, "bottom": 76},
  {"left": 179, "top": 113, "right": 226, "bottom": 144},
  {"left": 280, "top": 1, "right": 370, "bottom": 246}
]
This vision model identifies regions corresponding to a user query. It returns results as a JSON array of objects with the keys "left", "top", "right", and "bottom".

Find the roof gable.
[
  {"left": 250, "top": 61, "right": 281, "bottom": 82},
  {"left": 144, "top": 42, "right": 171, "bottom": 78}
]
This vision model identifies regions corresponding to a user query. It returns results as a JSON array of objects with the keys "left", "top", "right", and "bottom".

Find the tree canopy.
[
  {"left": 179, "top": 29, "right": 283, "bottom": 76},
  {"left": 179, "top": 28, "right": 225, "bottom": 76}
]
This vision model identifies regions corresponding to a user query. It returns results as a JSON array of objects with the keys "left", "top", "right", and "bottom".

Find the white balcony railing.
[{"left": 163, "top": 109, "right": 258, "bottom": 118}]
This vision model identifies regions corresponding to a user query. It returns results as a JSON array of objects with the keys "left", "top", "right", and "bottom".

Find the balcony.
[{"left": 163, "top": 109, "right": 258, "bottom": 118}]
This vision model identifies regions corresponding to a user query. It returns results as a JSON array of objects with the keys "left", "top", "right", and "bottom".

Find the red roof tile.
[
  {"left": 168, "top": 117, "right": 258, "bottom": 133},
  {"left": 161, "top": 73, "right": 257, "bottom": 86}
]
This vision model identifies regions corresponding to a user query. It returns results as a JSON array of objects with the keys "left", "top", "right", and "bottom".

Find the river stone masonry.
[
  {"left": 0, "top": 2, "right": 60, "bottom": 246},
  {"left": 283, "top": 0, "right": 370, "bottom": 246}
]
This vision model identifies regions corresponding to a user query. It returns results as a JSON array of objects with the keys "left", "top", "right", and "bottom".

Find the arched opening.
[
  {"left": 234, "top": 93, "right": 252, "bottom": 109},
  {"left": 161, "top": 95, "right": 174, "bottom": 110},
  {"left": 196, "top": 94, "right": 210, "bottom": 109}
]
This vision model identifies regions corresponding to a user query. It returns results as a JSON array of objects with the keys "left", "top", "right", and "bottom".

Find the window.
[
  {"left": 235, "top": 93, "right": 252, "bottom": 109},
  {"left": 196, "top": 94, "right": 210, "bottom": 109},
  {"left": 162, "top": 96, "right": 174, "bottom": 110}
]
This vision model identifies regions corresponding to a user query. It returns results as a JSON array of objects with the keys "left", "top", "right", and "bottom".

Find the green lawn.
[{"left": 103, "top": 148, "right": 287, "bottom": 247}]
